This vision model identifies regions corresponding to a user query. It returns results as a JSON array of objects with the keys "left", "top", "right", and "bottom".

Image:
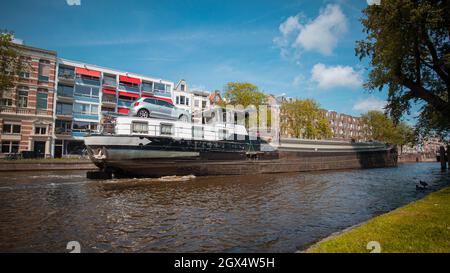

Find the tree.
[
  {"left": 222, "top": 82, "right": 270, "bottom": 128},
  {"left": 0, "top": 30, "right": 27, "bottom": 98},
  {"left": 281, "top": 99, "right": 332, "bottom": 139},
  {"left": 223, "top": 82, "right": 267, "bottom": 107},
  {"left": 361, "top": 110, "right": 415, "bottom": 148},
  {"left": 356, "top": 0, "right": 450, "bottom": 137}
]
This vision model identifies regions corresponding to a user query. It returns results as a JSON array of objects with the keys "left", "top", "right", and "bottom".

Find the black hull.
[{"left": 91, "top": 149, "right": 398, "bottom": 178}]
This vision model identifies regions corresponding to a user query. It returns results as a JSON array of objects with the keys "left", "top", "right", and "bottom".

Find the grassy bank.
[{"left": 306, "top": 186, "right": 450, "bottom": 253}]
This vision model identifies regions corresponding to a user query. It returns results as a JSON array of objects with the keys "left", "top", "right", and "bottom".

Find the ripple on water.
[{"left": 0, "top": 163, "right": 449, "bottom": 252}]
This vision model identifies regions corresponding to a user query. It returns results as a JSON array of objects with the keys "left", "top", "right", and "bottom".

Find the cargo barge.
[{"left": 84, "top": 114, "right": 398, "bottom": 178}]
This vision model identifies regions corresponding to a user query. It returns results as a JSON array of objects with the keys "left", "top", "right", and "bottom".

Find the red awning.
[
  {"left": 119, "top": 75, "right": 141, "bottom": 84},
  {"left": 119, "top": 91, "right": 140, "bottom": 98},
  {"left": 102, "top": 89, "right": 116, "bottom": 95},
  {"left": 118, "top": 108, "right": 130, "bottom": 114},
  {"left": 75, "top": 67, "right": 101, "bottom": 78}
]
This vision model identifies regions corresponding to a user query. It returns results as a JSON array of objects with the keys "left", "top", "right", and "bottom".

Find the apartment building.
[
  {"left": 173, "top": 80, "right": 214, "bottom": 122},
  {"left": 323, "top": 110, "right": 366, "bottom": 141},
  {"left": 53, "top": 59, "right": 175, "bottom": 157},
  {"left": 0, "top": 43, "right": 57, "bottom": 158}
]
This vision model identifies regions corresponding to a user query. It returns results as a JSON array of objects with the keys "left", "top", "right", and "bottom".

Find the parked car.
[{"left": 129, "top": 97, "right": 191, "bottom": 122}]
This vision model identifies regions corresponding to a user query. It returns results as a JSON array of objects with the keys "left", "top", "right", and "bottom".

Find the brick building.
[{"left": 0, "top": 43, "right": 56, "bottom": 157}]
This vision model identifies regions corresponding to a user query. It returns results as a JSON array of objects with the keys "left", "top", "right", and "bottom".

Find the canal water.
[{"left": 0, "top": 163, "right": 449, "bottom": 252}]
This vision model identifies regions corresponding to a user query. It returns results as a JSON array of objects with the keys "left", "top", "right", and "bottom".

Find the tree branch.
[{"left": 422, "top": 30, "right": 450, "bottom": 85}]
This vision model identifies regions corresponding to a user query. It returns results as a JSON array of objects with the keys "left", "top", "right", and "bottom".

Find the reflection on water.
[{"left": 0, "top": 163, "right": 449, "bottom": 252}]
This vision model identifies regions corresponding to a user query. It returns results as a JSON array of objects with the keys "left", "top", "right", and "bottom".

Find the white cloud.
[
  {"left": 292, "top": 74, "right": 305, "bottom": 87},
  {"left": 353, "top": 97, "right": 386, "bottom": 112},
  {"left": 274, "top": 4, "right": 347, "bottom": 58},
  {"left": 295, "top": 4, "right": 347, "bottom": 55},
  {"left": 66, "top": 0, "right": 81, "bottom": 6},
  {"left": 311, "top": 63, "right": 362, "bottom": 89}
]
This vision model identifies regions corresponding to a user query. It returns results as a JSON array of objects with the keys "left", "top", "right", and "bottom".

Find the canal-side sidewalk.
[
  {"left": 304, "top": 186, "right": 450, "bottom": 253},
  {"left": 0, "top": 159, "right": 96, "bottom": 172}
]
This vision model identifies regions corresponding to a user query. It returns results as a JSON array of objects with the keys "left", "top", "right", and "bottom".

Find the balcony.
[
  {"left": 117, "top": 100, "right": 132, "bottom": 108},
  {"left": 75, "top": 76, "right": 100, "bottom": 86},
  {"left": 102, "top": 97, "right": 117, "bottom": 107},
  {"left": 102, "top": 78, "right": 117, "bottom": 88},
  {"left": 118, "top": 83, "right": 140, "bottom": 93},
  {"left": 0, "top": 106, "right": 36, "bottom": 116},
  {"left": 73, "top": 112, "right": 99, "bottom": 121},
  {"left": 55, "top": 128, "right": 72, "bottom": 136},
  {"left": 58, "top": 72, "right": 75, "bottom": 82},
  {"left": 36, "top": 109, "right": 51, "bottom": 116},
  {"left": 55, "top": 111, "right": 73, "bottom": 120}
]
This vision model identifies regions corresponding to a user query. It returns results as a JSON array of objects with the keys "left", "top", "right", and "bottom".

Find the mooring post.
[
  {"left": 440, "top": 146, "right": 447, "bottom": 170},
  {"left": 447, "top": 145, "right": 450, "bottom": 171}
]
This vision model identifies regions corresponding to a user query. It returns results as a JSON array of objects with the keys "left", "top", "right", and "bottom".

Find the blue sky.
[{"left": 0, "top": 0, "right": 418, "bottom": 120}]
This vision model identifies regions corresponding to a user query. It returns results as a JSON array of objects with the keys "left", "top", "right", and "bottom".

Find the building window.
[
  {"left": 73, "top": 103, "right": 98, "bottom": 115},
  {"left": 76, "top": 74, "right": 100, "bottom": 86},
  {"left": 57, "top": 84, "right": 74, "bottom": 97},
  {"left": 17, "top": 88, "right": 28, "bottom": 108},
  {"left": 142, "top": 81, "right": 153, "bottom": 92},
  {"left": 19, "top": 71, "right": 30, "bottom": 79},
  {"left": 181, "top": 84, "right": 185, "bottom": 91},
  {"left": 1, "top": 141, "right": 19, "bottom": 154},
  {"left": 180, "top": 96, "right": 185, "bottom": 105},
  {"left": 132, "top": 121, "right": 148, "bottom": 134},
  {"left": 186, "top": 97, "right": 189, "bottom": 106},
  {"left": 160, "top": 124, "right": 173, "bottom": 135},
  {"left": 58, "top": 65, "right": 75, "bottom": 79},
  {"left": 0, "top": 98, "right": 12, "bottom": 106},
  {"left": 202, "top": 101, "right": 207, "bottom": 109},
  {"left": 73, "top": 121, "right": 97, "bottom": 132},
  {"left": 35, "top": 126, "right": 47, "bottom": 135},
  {"left": 176, "top": 96, "right": 179, "bottom": 104},
  {"left": 119, "top": 81, "right": 139, "bottom": 92},
  {"left": 194, "top": 100, "right": 199, "bottom": 107},
  {"left": 103, "top": 74, "right": 117, "bottom": 86},
  {"left": 38, "top": 59, "right": 50, "bottom": 82},
  {"left": 74, "top": 85, "right": 99, "bottom": 98},
  {"left": 154, "top": 82, "right": 166, "bottom": 92},
  {"left": 56, "top": 102, "right": 73, "bottom": 115},
  {"left": 55, "top": 120, "right": 72, "bottom": 134},
  {"left": 2, "top": 123, "right": 21, "bottom": 134},
  {"left": 37, "top": 90, "right": 48, "bottom": 110}
]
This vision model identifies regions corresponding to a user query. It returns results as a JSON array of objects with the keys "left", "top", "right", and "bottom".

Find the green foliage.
[
  {"left": 361, "top": 110, "right": 415, "bottom": 145},
  {"left": 356, "top": 0, "right": 450, "bottom": 137},
  {"left": 281, "top": 99, "right": 332, "bottom": 140},
  {"left": 223, "top": 82, "right": 267, "bottom": 107},
  {"left": 0, "top": 30, "right": 27, "bottom": 98}
]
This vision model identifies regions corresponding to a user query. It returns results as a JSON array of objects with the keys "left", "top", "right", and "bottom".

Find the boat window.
[
  {"left": 160, "top": 124, "right": 173, "bottom": 135},
  {"left": 192, "top": 126, "right": 204, "bottom": 139},
  {"left": 218, "top": 129, "right": 227, "bottom": 140},
  {"left": 132, "top": 121, "right": 148, "bottom": 134}
]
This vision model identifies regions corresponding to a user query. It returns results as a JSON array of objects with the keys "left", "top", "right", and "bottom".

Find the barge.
[{"left": 84, "top": 114, "right": 398, "bottom": 178}]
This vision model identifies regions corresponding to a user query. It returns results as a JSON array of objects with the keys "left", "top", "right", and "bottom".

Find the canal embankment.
[
  {"left": 305, "top": 185, "right": 450, "bottom": 253},
  {"left": 0, "top": 159, "right": 96, "bottom": 172}
]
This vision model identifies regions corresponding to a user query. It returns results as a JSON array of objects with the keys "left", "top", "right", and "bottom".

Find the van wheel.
[
  {"left": 137, "top": 109, "right": 150, "bottom": 118},
  {"left": 178, "top": 115, "right": 189, "bottom": 122}
]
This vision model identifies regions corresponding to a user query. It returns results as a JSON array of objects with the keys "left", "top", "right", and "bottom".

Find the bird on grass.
[{"left": 419, "top": 180, "right": 428, "bottom": 187}]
